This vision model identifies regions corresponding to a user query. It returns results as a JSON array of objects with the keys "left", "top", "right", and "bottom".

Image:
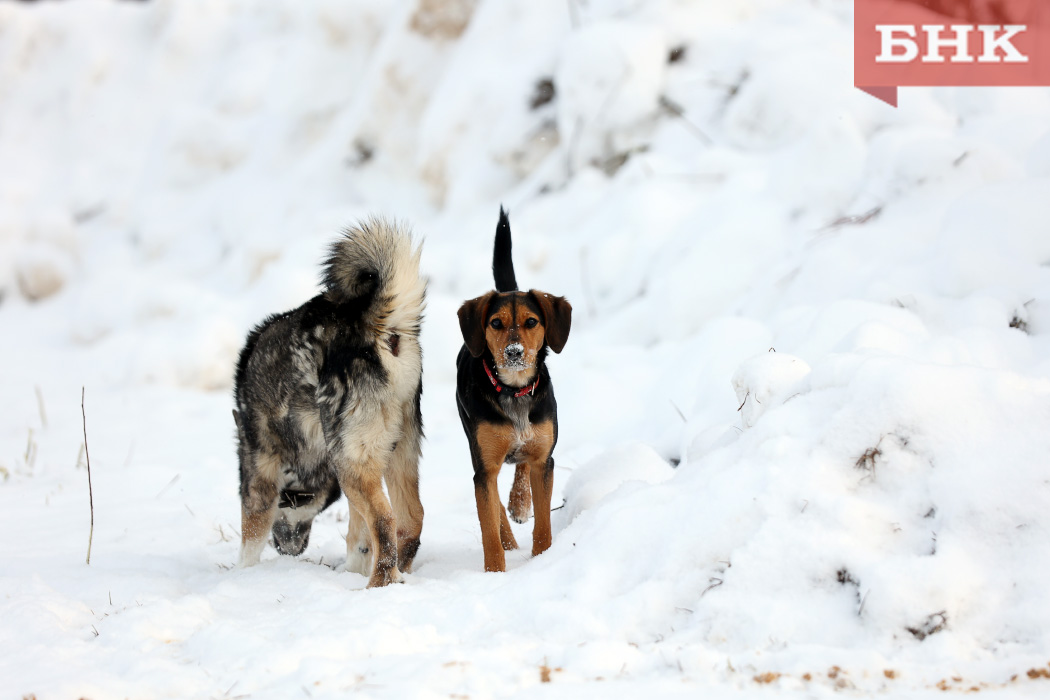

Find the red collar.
[{"left": 483, "top": 359, "right": 539, "bottom": 398}]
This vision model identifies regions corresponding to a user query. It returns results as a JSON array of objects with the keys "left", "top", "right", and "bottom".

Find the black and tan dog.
[
  {"left": 456, "top": 208, "right": 571, "bottom": 572},
  {"left": 234, "top": 218, "right": 426, "bottom": 587}
]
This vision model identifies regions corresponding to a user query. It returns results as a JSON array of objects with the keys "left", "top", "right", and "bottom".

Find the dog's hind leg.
[
  {"left": 239, "top": 451, "right": 281, "bottom": 567},
  {"left": 339, "top": 463, "right": 403, "bottom": 587},
  {"left": 386, "top": 462, "right": 423, "bottom": 573},
  {"left": 344, "top": 504, "right": 372, "bottom": 576},
  {"left": 385, "top": 397, "right": 424, "bottom": 572},
  {"left": 507, "top": 462, "right": 532, "bottom": 524}
]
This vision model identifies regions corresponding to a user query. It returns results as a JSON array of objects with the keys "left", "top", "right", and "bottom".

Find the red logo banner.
[{"left": 855, "top": 0, "right": 1050, "bottom": 106}]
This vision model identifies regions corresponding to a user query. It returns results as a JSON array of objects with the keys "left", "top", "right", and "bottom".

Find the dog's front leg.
[
  {"left": 523, "top": 421, "right": 557, "bottom": 558},
  {"left": 472, "top": 422, "right": 517, "bottom": 572},
  {"left": 528, "top": 455, "right": 555, "bottom": 557},
  {"left": 339, "top": 464, "right": 402, "bottom": 587},
  {"left": 474, "top": 467, "right": 509, "bottom": 572},
  {"left": 239, "top": 451, "right": 281, "bottom": 567},
  {"left": 343, "top": 505, "right": 372, "bottom": 576}
]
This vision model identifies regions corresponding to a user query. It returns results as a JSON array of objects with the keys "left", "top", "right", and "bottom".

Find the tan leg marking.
[
  {"left": 386, "top": 401, "right": 424, "bottom": 573},
  {"left": 507, "top": 462, "right": 532, "bottom": 524},
  {"left": 339, "top": 461, "right": 402, "bottom": 587},
  {"left": 239, "top": 451, "right": 281, "bottom": 566},
  {"left": 521, "top": 420, "right": 556, "bottom": 557},
  {"left": 473, "top": 422, "right": 516, "bottom": 572},
  {"left": 499, "top": 502, "right": 517, "bottom": 551}
]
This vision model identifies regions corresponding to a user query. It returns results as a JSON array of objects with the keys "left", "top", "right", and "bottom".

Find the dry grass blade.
[
  {"left": 35, "top": 385, "right": 47, "bottom": 429},
  {"left": 82, "top": 387, "right": 95, "bottom": 565},
  {"left": 822, "top": 206, "right": 883, "bottom": 231}
]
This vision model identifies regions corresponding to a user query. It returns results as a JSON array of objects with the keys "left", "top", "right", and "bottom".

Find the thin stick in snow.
[
  {"left": 35, "top": 385, "right": 47, "bottom": 429},
  {"left": 701, "top": 577, "right": 723, "bottom": 597},
  {"left": 659, "top": 96, "right": 713, "bottom": 146},
  {"left": 156, "top": 473, "right": 180, "bottom": 498},
  {"left": 858, "top": 589, "right": 871, "bottom": 617},
  {"left": 82, "top": 387, "right": 94, "bottom": 566},
  {"left": 24, "top": 428, "right": 36, "bottom": 468}
]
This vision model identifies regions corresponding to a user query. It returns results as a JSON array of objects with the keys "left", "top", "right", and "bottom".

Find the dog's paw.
[
  {"left": 367, "top": 566, "right": 405, "bottom": 588},
  {"left": 345, "top": 545, "right": 373, "bottom": 576},
  {"left": 238, "top": 540, "right": 265, "bottom": 567},
  {"left": 508, "top": 503, "right": 531, "bottom": 524}
]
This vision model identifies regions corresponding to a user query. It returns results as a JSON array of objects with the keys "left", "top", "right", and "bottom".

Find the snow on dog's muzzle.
[{"left": 503, "top": 342, "right": 525, "bottom": 368}]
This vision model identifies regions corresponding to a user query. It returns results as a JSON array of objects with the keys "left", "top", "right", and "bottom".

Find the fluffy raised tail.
[
  {"left": 322, "top": 217, "right": 425, "bottom": 339},
  {"left": 493, "top": 206, "right": 518, "bottom": 292}
]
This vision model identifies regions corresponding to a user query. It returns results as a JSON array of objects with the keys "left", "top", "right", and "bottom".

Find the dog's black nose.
[{"left": 505, "top": 344, "right": 523, "bottom": 361}]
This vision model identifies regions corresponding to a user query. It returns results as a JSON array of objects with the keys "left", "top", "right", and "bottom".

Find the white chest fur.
[{"left": 500, "top": 394, "right": 535, "bottom": 457}]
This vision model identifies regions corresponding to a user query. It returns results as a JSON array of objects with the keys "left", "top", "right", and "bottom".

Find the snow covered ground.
[{"left": 3, "top": 0, "right": 1050, "bottom": 697}]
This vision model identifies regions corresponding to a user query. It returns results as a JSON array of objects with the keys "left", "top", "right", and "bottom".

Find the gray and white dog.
[{"left": 233, "top": 218, "right": 426, "bottom": 587}]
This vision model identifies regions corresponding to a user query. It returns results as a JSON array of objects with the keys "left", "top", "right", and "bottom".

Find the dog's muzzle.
[{"left": 272, "top": 515, "right": 312, "bottom": 557}]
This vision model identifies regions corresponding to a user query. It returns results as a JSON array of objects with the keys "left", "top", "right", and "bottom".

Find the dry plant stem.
[
  {"left": 82, "top": 387, "right": 94, "bottom": 565},
  {"left": 659, "top": 95, "right": 713, "bottom": 146},
  {"left": 35, "top": 385, "right": 47, "bottom": 429}
]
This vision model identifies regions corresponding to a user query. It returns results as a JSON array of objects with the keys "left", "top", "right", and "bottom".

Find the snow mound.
[
  {"left": 533, "top": 353, "right": 1050, "bottom": 682},
  {"left": 556, "top": 442, "right": 675, "bottom": 528},
  {"left": 732, "top": 351, "right": 811, "bottom": 429}
]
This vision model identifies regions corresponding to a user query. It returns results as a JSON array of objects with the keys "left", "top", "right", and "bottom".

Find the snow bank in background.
[
  {"left": 3, "top": 0, "right": 1050, "bottom": 697},
  {"left": 556, "top": 20, "right": 667, "bottom": 173}
]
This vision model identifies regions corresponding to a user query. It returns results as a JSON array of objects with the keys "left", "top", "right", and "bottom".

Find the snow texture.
[{"left": 2, "top": 0, "right": 1050, "bottom": 697}]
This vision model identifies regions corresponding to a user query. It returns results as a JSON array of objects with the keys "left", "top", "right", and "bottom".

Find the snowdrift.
[{"left": 2, "top": 0, "right": 1050, "bottom": 697}]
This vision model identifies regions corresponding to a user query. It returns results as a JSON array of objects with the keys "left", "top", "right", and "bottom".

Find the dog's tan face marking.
[
  {"left": 483, "top": 293, "right": 546, "bottom": 383},
  {"left": 458, "top": 290, "right": 572, "bottom": 379}
]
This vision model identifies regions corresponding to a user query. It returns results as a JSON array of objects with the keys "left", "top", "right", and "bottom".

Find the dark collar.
[{"left": 483, "top": 358, "right": 539, "bottom": 398}]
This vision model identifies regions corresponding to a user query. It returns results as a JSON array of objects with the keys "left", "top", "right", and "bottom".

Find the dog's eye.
[
  {"left": 490, "top": 318, "right": 504, "bottom": 330},
  {"left": 524, "top": 318, "right": 539, "bottom": 329}
]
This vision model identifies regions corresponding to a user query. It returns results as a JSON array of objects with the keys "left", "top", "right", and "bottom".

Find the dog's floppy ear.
[
  {"left": 458, "top": 292, "right": 496, "bottom": 358},
  {"left": 529, "top": 290, "right": 572, "bottom": 353}
]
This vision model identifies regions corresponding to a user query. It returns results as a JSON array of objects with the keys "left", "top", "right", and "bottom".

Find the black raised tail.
[{"left": 493, "top": 206, "right": 518, "bottom": 292}]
